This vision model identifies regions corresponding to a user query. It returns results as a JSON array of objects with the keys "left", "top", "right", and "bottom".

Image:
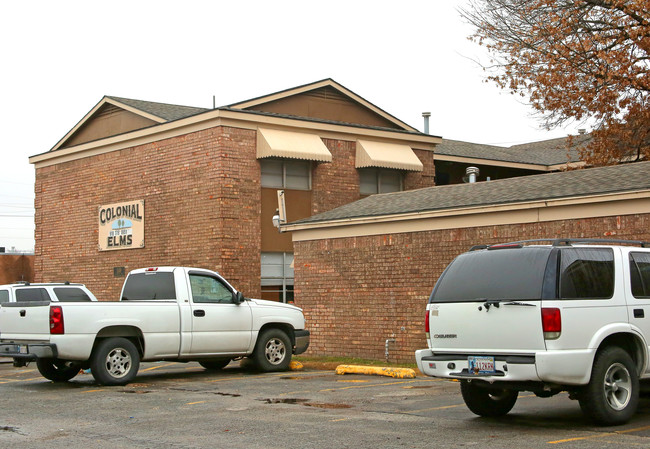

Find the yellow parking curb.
[
  {"left": 335, "top": 364, "right": 416, "bottom": 379},
  {"left": 289, "top": 361, "right": 304, "bottom": 371}
]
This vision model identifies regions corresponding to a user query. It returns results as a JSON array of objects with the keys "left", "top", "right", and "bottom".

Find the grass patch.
[{"left": 294, "top": 355, "right": 418, "bottom": 370}]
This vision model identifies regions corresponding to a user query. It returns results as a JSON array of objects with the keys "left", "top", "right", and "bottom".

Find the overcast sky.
[{"left": 0, "top": 0, "right": 582, "bottom": 253}]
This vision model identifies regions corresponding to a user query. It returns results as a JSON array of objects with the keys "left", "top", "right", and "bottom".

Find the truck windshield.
[
  {"left": 122, "top": 272, "right": 176, "bottom": 300},
  {"left": 430, "top": 247, "right": 552, "bottom": 303}
]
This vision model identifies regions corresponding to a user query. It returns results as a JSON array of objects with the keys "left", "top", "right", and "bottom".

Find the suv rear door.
[{"left": 427, "top": 246, "right": 552, "bottom": 354}]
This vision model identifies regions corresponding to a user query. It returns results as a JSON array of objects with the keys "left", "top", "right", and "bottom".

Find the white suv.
[
  {"left": 415, "top": 238, "right": 650, "bottom": 426},
  {"left": 0, "top": 282, "right": 98, "bottom": 304}
]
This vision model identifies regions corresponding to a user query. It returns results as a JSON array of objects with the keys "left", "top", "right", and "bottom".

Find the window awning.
[
  {"left": 257, "top": 128, "right": 332, "bottom": 162},
  {"left": 356, "top": 140, "right": 423, "bottom": 172}
]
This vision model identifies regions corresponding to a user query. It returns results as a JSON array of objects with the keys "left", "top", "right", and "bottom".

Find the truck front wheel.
[
  {"left": 90, "top": 337, "right": 140, "bottom": 386},
  {"left": 253, "top": 328, "right": 292, "bottom": 372},
  {"left": 579, "top": 346, "right": 639, "bottom": 425},
  {"left": 460, "top": 380, "right": 518, "bottom": 417},
  {"left": 36, "top": 359, "right": 82, "bottom": 382}
]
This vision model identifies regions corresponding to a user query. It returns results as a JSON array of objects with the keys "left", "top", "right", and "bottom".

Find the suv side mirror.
[{"left": 233, "top": 291, "right": 244, "bottom": 305}]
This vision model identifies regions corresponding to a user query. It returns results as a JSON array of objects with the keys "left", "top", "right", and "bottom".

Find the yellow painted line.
[
  {"left": 337, "top": 379, "right": 370, "bottom": 383},
  {"left": 330, "top": 418, "right": 349, "bottom": 422},
  {"left": 320, "top": 379, "right": 419, "bottom": 392},
  {"left": 140, "top": 362, "right": 179, "bottom": 372},
  {"left": 81, "top": 389, "right": 104, "bottom": 394},
  {"left": 186, "top": 400, "right": 206, "bottom": 405},
  {"left": 548, "top": 425, "right": 650, "bottom": 444},
  {"left": 335, "top": 365, "right": 417, "bottom": 379},
  {"left": 409, "top": 404, "right": 465, "bottom": 413}
]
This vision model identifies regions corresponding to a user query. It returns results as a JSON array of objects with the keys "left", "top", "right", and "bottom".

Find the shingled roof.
[
  {"left": 437, "top": 134, "right": 591, "bottom": 167},
  {"left": 107, "top": 96, "right": 209, "bottom": 121},
  {"left": 292, "top": 161, "right": 650, "bottom": 225}
]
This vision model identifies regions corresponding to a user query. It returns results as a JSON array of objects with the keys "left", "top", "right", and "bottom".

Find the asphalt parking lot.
[{"left": 2, "top": 359, "right": 650, "bottom": 448}]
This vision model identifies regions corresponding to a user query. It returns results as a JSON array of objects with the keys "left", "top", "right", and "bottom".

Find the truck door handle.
[
  {"left": 193, "top": 310, "right": 205, "bottom": 317},
  {"left": 20, "top": 310, "right": 26, "bottom": 317},
  {"left": 634, "top": 309, "right": 645, "bottom": 318}
]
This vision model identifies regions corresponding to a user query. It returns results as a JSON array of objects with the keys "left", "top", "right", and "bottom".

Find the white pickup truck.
[{"left": 0, "top": 267, "right": 309, "bottom": 386}]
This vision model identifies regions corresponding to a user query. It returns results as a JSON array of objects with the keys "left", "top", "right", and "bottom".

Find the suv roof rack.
[{"left": 470, "top": 238, "right": 650, "bottom": 251}]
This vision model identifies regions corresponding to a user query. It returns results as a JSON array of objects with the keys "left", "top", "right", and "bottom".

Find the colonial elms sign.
[{"left": 98, "top": 200, "right": 145, "bottom": 251}]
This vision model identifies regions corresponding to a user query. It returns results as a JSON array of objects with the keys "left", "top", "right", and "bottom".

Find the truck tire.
[
  {"left": 579, "top": 346, "right": 639, "bottom": 425},
  {"left": 36, "top": 359, "right": 82, "bottom": 382},
  {"left": 199, "top": 359, "right": 231, "bottom": 370},
  {"left": 90, "top": 337, "right": 140, "bottom": 386},
  {"left": 253, "top": 328, "right": 292, "bottom": 372},
  {"left": 460, "top": 380, "right": 518, "bottom": 417}
]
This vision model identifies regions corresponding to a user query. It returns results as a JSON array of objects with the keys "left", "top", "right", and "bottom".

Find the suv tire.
[
  {"left": 460, "top": 380, "right": 518, "bottom": 417},
  {"left": 579, "top": 346, "right": 639, "bottom": 425}
]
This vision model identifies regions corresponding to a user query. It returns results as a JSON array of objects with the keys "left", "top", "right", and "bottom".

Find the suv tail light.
[
  {"left": 425, "top": 310, "right": 430, "bottom": 339},
  {"left": 50, "top": 305, "right": 64, "bottom": 334},
  {"left": 541, "top": 307, "right": 561, "bottom": 340}
]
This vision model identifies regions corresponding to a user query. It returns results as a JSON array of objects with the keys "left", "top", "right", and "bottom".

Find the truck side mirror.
[{"left": 233, "top": 291, "right": 244, "bottom": 305}]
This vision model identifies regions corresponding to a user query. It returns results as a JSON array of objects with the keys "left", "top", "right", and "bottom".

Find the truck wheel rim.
[
  {"left": 106, "top": 348, "right": 132, "bottom": 378},
  {"left": 604, "top": 362, "right": 631, "bottom": 411},
  {"left": 265, "top": 338, "right": 286, "bottom": 365}
]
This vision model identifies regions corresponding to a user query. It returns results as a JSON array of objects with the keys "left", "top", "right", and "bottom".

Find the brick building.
[
  {"left": 29, "top": 79, "right": 440, "bottom": 301},
  {"left": 285, "top": 162, "right": 650, "bottom": 362}
]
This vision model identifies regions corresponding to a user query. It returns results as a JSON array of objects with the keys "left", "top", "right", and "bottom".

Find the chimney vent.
[
  {"left": 422, "top": 112, "right": 431, "bottom": 134},
  {"left": 465, "top": 166, "right": 480, "bottom": 183}
]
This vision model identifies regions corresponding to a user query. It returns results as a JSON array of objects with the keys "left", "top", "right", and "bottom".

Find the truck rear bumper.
[
  {"left": 0, "top": 342, "right": 56, "bottom": 360},
  {"left": 294, "top": 330, "right": 310, "bottom": 355}
]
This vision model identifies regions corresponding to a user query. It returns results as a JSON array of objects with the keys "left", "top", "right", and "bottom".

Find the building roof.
[
  {"left": 106, "top": 96, "right": 209, "bottom": 121},
  {"left": 291, "top": 161, "right": 650, "bottom": 225},
  {"left": 436, "top": 134, "right": 591, "bottom": 169}
]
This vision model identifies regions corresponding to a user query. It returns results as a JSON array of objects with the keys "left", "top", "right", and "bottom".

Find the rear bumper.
[
  {"left": 294, "top": 330, "right": 310, "bottom": 355},
  {"left": 415, "top": 348, "right": 595, "bottom": 386},
  {"left": 0, "top": 342, "right": 56, "bottom": 360}
]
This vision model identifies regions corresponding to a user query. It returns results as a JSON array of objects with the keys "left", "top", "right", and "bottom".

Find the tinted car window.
[
  {"left": 430, "top": 247, "right": 552, "bottom": 303},
  {"left": 559, "top": 248, "right": 614, "bottom": 299},
  {"left": 0, "top": 290, "right": 9, "bottom": 303},
  {"left": 15, "top": 288, "right": 51, "bottom": 302},
  {"left": 630, "top": 252, "right": 650, "bottom": 298},
  {"left": 121, "top": 272, "right": 176, "bottom": 300},
  {"left": 189, "top": 274, "right": 233, "bottom": 304},
  {"left": 53, "top": 287, "right": 92, "bottom": 302}
]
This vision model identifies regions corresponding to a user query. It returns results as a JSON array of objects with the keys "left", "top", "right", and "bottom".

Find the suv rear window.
[
  {"left": 630, "top": 252, "right": 650, "bottom": 298},
  {"left": 430, "top": 247, "right": 552, "bottom": 303},
  {"left": 53, "top": 287, "right": 92, "bottom": 302},
  {"left": 0, "top": 290, "right": 9, "bottom": 303},
  {"left": 15, "top": 288, "right": 51, "bottom": 302},
  {"left": 559, "top": 248, "right": 614, "bottom": 299},
  {"left": 121, "top": 272, "right": 176, "bottom": 300}
]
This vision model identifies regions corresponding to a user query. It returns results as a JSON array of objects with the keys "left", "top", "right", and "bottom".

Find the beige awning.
[
  {"left": 257, "top": 128, "right": 332, "bottom": 162},
  {"left": 356, "top": 140, "right": 423, "bottom": 171}
]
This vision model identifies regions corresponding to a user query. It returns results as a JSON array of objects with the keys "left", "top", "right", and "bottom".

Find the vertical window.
[
  {"left": 630, "top": 252, "right": 650, "bottom": 298},
  {"left": 261, "top": 159, "right": 311, "bottom": 190},
  {"left": 559, "top": 248, "right": 614, "bottom": 299},
  {"left": 359, "top": 168, "right": 403, "bottom": 195},
  {"left": 261, "top": 252, "right": 294, "bottom": 303},
  {"left": 0, "top": 290, "right": 9, "bottom": 303}
]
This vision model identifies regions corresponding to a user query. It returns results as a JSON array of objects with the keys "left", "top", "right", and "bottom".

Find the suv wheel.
[
  {"left": 460, "top": 380, "right": 518, "bottom": 417},
  {"left": 579, "top": 346, "right": 639, "bottom": 425}
]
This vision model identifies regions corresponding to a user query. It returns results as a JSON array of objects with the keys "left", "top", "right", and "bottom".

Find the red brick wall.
[
  {"left": 34, "top": 126, "right": 261, "bottom": 301},
  {"left": 293, "top": 214, "right": 650, "bottom": 363},
  {"left": 0, "top": 255, "right": 34, "bottom": 284}
]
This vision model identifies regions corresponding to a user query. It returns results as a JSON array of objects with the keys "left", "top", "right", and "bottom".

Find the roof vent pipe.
[
  {"left": 466, "top": 166, "right": 479, "bottom": 183},
  {"left": 422, "top": 112, "right": 431, "bottom": 134}
]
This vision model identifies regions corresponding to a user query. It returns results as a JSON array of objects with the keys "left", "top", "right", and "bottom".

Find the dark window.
[
  {"left": 0, "top": 290, "right": 9, "bottom": 303},
  {"left": 15, "top": 288, "right": 51, "bottom": 302},
  {"left": 630, "top": 252, "right": 650, "bottom": 298},
  {"left": 189, "top": 274, "right": 233, "bottom": 304},
  {"left": 261, "top": 159, "right": 311, "bottom": 190},
  {"left": 430, "top": 247, "right": 552, "bottom": 303},
  {"left": 559, "top": 248, "right": 614, "bottom": 299},
  {"left": 53, "top": 287, "right": 93, "bottom": 302},
  {"left": 121, "top": 272, "right": 176, "bottom": 300},
  {"left": 359, "top": 168, "right": 403, "bottom": 195}
]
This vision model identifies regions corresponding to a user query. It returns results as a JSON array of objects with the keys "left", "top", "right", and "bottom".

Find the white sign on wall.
[{"left": 98, "top": 200, "right": 145, "bottom": 251}]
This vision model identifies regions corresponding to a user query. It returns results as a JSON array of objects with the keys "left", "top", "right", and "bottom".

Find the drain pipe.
[{"left": 385, "top": 337, "right": 396, "bottom": 362}]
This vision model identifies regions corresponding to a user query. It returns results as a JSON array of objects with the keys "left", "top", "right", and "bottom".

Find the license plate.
[{"left": 468, "top": 356, "right": 496, "bottom": 375}]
